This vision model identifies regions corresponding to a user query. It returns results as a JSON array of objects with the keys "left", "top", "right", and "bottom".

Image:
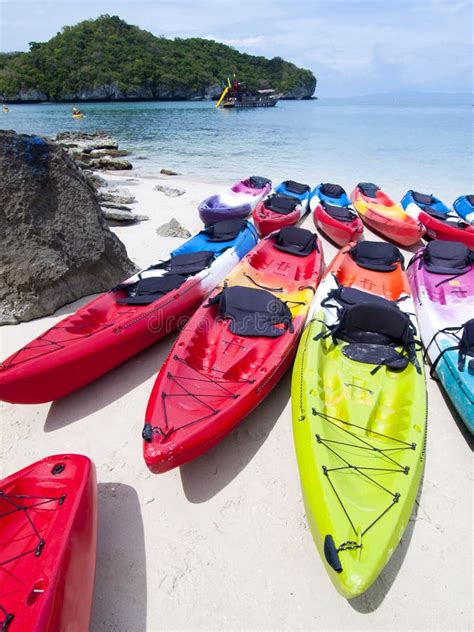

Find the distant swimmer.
[{"left": 2, "top": 104, "right": 10, "bottom": 113}]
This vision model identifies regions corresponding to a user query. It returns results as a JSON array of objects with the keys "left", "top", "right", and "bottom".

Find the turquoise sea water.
[{"left": 1, "top": 100, "right": 472, "bottom": 200}]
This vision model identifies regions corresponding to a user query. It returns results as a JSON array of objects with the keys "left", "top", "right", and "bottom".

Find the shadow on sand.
[
  {"left": 90, "top": 483, "right": 147, "bottom": 632},
  {"left": 348, "top": 470, "right": 425, "bottom": 612},
  {"left": 180, "top": 371, "right": 292, "bottom": 503},
  {"left": 44, "top": 334, "right": 178, "bottom": 432}
]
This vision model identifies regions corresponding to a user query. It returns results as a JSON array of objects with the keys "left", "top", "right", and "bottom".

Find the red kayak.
[
  {"left": 0, "top": 221, "right": 257, "bottom": 404},
  {"left": 143, "top": 227, "right": 324, "bottom": 473},
  {"left": 0, "top": 454, "right": 97, "bottom": 632},
  {"left": 351, "top": 182, "right": 425, "bottom": 247},
  {"left": 313, "top": 201, "right": 363, "bottom": 246},
  {"left": 404, "top": 206, "right": 474, "bottom": 249},
  {"left": 253, "top": 194, "right": 308, "bottom": 237}
]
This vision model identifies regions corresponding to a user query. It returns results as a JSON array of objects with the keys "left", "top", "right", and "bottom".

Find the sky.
[{"left": 0, "top": 0, "right": 472, "bottom": 97}]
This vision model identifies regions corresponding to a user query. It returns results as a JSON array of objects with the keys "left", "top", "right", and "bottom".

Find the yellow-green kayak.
[{"left": 291, "top": 245, "right": 426, "bottom": 598}]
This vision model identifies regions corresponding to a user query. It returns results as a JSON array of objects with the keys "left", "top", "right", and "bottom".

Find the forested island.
[{"left": 0, "top": 15, "right": 316, "bottom": 102}]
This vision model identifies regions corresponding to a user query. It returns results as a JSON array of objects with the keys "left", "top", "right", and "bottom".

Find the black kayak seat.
[
  {"left": 115, "top": 274, "right": 187, "bottom": 305},
  {"left": 283, "top": 180, "right": 310, "bottom": 195},
  {"left": 358, "top": 182, "right": 380, "bottom": 198},
  {"left": 320, "top": 183, "right": 346, "bottom": 199},
  {"left": 466, "top": 195, "right": 474, "bottom": 206},
  {"left": 264, "top": 194, "right": 299, "bottom": 215},
  {"left": 423, "top": 206, "right": 450, "bottom": 221},
  {"left": 161, "top": 251, "right": 215, "bottom": 275},
  {"left": 331, "top": 302, "right": 416, "bottom": 371},
  {"left": 411, "top": 190, "right": 436, "bottom": 207},
  {"left": 322, "top": 201, "right": 356, "bottom": 223},
  {"left": 249, "top": 175, "right": 272, "bottom": 189},
  {"left": 113, "top": 250, "right": 216, "bottom": 305},
  {"left": 350, "top": 241, "right": 404, "bottom": 272},
  {"left": 208, "top": 285, "right": 293, "bottom": 338},
  {"left": 204, "top": 218, "right": 245, "bottom": 242},
  {"left": 422, "top": 240, "right": 474, "bottom": 275},
  {"left": 274, "top": 226, "right": 319, "bottom": 257},
  {"left": 322, "top": 286, "right": 394, "bottom": 311}
]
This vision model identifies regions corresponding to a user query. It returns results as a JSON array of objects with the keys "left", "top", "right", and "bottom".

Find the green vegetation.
[{"left": 0, "top": 15, "right": 316, "bottom": 100}]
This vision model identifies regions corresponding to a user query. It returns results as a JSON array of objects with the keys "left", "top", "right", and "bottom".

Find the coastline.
[{"left": 0, "top": 171, "right": 472, "bottom": 631}]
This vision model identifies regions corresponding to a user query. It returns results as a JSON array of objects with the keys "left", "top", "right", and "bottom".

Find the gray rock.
[
  {"left": 101, "top": 201, "right": 134, "bottom": 211},
  {"left": 154, "top": 184, "right": 185, "bottom": 197},
  {"left": 55, "top": 131, "right": 119, "bottom": 152},
  {"left": 89, "top": 148, "right": 130, "bottom": 158},
  {"left": 0, "top": 130, "right": 136, "bottom": 324},
  {"left": 99, "top": 189, "right": 136, "bottom": 205},
  {"left": 86, "top": 173, "right": 109, "bottom": 190},
  {"left": 90, "top": 158, "right": 133, "bottom": 171},
  {"left": 160, "top": 168, "right": 181, "bottom": 176},
  {"left": 102, "top": 208, "right": 149, "bottom": 223},
  {"left": 156, "top": 218, "right": 191, "bottom": 238}
]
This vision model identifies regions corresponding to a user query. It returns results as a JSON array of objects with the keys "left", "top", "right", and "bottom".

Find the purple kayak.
[{"left": 198, "top": 176, "right": 272, "bottom": 225}]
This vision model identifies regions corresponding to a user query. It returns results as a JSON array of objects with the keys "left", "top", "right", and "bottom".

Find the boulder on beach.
[
  {"left": 102, "top": 208, "right": 149, "bottom": 223},
  {"left": 0, "top": 130, "right": 136, "bottom": 324},
  {"left": 154, "top": 184, "right": 185, "bottom": 197},
  {"left": 89, "top": 157, "right": 133, "bottom": 170},
  {"left": 160, "top": 168, "right": 181, "bottom": 176},
  {"left": 156, "top": 218, "right": 191, "bottom": 238},
  {"left": 98, "top": 189, "right": 136, "bottom": 205},
  {"left": 55, "top": 131, "right": 119, "bottom": 152}
]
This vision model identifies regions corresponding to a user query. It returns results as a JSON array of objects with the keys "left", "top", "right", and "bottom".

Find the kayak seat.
[
  {"left": 411, "top": 190, "right": 436, "bottom": 207},
  {"left": 357, "top": 182, "right": 380, "bottom": 198},
  {"left": 459, "top": 319, "right": 474, "bottom": 373},
  {"left": 115, "top": 274, "right": 187, "bottom": 305},
  {"left": 322, "top": 202, "right": 356, "bottom": 222},
  {"left": 264, "top": 194, "right": 299, "bottom": 215},
  {"left": 274, "top": 226, "right": 319, "bottom": 257},
  {"left": 204, "top": 218, "right": 245, "bottom": 242},
  {"left": 330, "top": 302, "right": 417, "bottom": 371},
  {"left": 466, "top": 195, "right": 474, "bottom": 206},
  {"left": 422, "top": 240, "right": 474, "bottom": 275},
  {"left": 320, "top": 183, "right": 346, "bottom": 199},
  {"left": 322, "top": 286, "right": 394, "bottom": 312},
  {"left": 350, "top": 241, "right": 404, "bottom": 272},
  {"left": 249, "top": 175, "right": 271, "bottom": 189},
  {"left": 160, "top": 251, "right": 215, "bottom": 275},
  {"left": 423, "top": 206, "right": 450, "bottom": 221},
  {"left": 114, "top": 251, "right": 216, "bottom": 305},
  {"left": 208, "top": 285, "right": 293, "bottom": 337},
  {"left": 283, "top": 180, "right": 310, "bottom": 195}
]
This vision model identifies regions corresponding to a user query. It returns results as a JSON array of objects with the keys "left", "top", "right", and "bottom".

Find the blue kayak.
[
  {"left": 401, "top": 190, "right": 450, "bottom": 215},
  {"left": 453, "top": 195, "right": 474, "bottom": 224},
  {"left": 312, "top": 182, "right": 351, "bottom": 207},
  {"left": 171, "top": 219, "right": 258, "bottom": 258}
]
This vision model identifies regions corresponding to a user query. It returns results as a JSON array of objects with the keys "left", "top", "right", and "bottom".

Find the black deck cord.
[
  {"left": 0, "top": 492, "right": 66, "bottom": 565},
  {"left": 0, "top": 604, "right": 14, "bottom": 631},
  {"left": 242, "top": 272, "right": 283, "bottom": 292},
  {"left": 150, "top": 355, "right": 255, "bottom": 438},
  {"left": 312, "top": 409, "right": 415, "bottom": 548},
  {"left": 423, "top": 324, "right": 464, "bottom": 377}
]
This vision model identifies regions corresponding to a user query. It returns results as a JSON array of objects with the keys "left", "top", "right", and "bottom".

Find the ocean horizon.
[{"left": 1, "top": 97, "right": 471, "bottom": 201}]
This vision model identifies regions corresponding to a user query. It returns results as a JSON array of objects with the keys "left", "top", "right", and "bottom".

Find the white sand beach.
[{"left": 0, "top": 172, "right": 472, "bottom": 632}]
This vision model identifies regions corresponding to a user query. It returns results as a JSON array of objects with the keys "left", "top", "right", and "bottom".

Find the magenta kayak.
[{"left": 198, "top": 176, "right": 271, "bottom": 224}]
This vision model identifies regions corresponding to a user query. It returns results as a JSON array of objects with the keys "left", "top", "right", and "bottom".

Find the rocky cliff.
[{"left": 0, "top": 130, "right": 137, "bottom": 324}]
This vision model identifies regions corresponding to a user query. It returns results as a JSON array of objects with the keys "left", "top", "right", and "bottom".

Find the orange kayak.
[{"left": 351, "top": 182, "right": 425, "bottom": 246}]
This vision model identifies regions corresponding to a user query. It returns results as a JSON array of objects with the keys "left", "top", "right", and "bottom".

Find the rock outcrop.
[
  {"left": 0, "top": 130, "right": 136, "bottom": 324},
  {"left": 156, "top": 218, "right": 191, "bottom": 239},
  {"left": 154, "top": 184, "right": 185, "bottom": 198}
]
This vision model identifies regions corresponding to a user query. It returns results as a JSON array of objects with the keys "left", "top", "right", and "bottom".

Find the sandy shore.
[{"left": 0, "top": 172, "right": 472, "bottom": 632}]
